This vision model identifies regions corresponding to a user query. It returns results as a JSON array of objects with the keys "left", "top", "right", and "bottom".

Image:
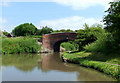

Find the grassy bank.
[
  {"left": 2, "top": 37, "right": 41, "bottom": 54},
  {"left": 61, "top": 51, "right": 120, "bottom": 80}
]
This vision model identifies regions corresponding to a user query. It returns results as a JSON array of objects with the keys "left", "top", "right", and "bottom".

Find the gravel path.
[{"left": 104, "top": 62, "right": 120, "bottom": 66}]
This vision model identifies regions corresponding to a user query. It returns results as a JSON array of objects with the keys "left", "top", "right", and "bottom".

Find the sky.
[{"left": 0, "top": 0, "right": 113, "bottom": 32}]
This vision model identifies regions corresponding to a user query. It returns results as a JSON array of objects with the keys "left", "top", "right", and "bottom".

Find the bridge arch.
[{"left": 42, "top": 32, "right": 77, "bottom": 52}]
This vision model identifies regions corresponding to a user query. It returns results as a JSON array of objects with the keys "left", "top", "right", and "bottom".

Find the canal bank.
[{"left": 60, "top": 51, "right": 120, "bottom": 81}]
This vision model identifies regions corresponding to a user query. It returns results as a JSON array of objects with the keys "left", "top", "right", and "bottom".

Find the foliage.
[
  {"left": 103, "top": 1, "right": 120, "bottom": 44},
  {"left": 75, "top": 24, "right": 104, "bottom": 51},
  {"left": 2, "top": 37, "right": 41, "bottom": 54},
  {"left": 84, "top": 32, "right": 117, "bottom": 53},
  {"left": 60, "top": 29, "right": 74, "bottom": 32},
  {"left": 12, "top": 23, "right": 37, "bottom": 36},
  {"left": 3, "top": 31, "right": 9, "bottom": 36},
  {"left": 61, "top": 41, "right": 78, "bottom": 51},
  {"left": 84, "top": 1, "right": 120, "bottom": 54},
  {"left": 36, "top": 26, "right": 53, "bottom": 35},
  {"left": 52, "top": 29, "right": 74, "bottom": 33}
]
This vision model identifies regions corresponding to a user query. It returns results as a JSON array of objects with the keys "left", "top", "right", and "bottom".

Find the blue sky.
[{"left": 1, "top": 0, "right": 112, "bottom": 32}]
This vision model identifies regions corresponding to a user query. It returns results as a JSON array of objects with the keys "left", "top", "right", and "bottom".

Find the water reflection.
[
  {"left": 0, "top": 55, "right": 1, "bottom": 70},
  {"left": 2, "top": 53, "right": 115, "bottom": 81},
  {"left": 2, "top": 54, "right": 42, "bottom": 72},
  {"left": 0, "top": 55, "right": 2, "bottom": 82}
]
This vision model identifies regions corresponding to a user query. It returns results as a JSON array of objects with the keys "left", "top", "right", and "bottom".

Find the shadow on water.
[{"left": 2, "top": 53, "right": 115, "bottom": 81}]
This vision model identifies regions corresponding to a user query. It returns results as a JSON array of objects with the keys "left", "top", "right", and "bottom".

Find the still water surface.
[
  {"left": 1, "top": 53, "right": 115, "bottom": 81},
  {"left": 0, "top": 55, "right": 1, "bottom": 82}
]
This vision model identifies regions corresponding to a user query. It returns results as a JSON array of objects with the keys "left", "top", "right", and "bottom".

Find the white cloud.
[
  {"left": 3, "top": 0, "right": 51, "bottom": 2},
  {"left": 39, "top": 16, "right": 102, "bottom": 30},
  {"left": 0, "top": 24, "right": 15, "bottom": 32},
  {"left": 53, "top": 0, "right": 112, "bottom": 10},
  {"left": 0, "top": 2, "right": 9, "bottom": 7},
  {"left": 0, "top": 17, "right": 8, "bottom": 31},
  {"left": 54, "top": 0, "right": 114, "bottom": 10},
  {"left": 3, "top": 0, "right": 113, "bottom": 10},
  {"left": 0, "top": 17, "right": 8, "bottom": 24}
]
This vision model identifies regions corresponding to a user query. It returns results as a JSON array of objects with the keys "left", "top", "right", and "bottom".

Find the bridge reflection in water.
[
  {"left": 39, "top": 53, "right": 114, "bottom": 81},
  {"left": 2, "top": 53, "right": 114, "bottom": 81}
]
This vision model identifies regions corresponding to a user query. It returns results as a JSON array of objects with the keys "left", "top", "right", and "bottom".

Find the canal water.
[
  {"left": 0, "top": 55, "right": 1, "bottom": 82},
  {"left": 1, "top": 53, "right": 115, "bottom": 81}
]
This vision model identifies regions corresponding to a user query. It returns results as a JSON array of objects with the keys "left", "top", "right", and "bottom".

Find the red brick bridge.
[{"left": 41, "top": 32, "right": 77, "bottom": 52}]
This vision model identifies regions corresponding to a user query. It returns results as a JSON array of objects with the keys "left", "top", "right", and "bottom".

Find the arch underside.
[{"left": 53, "top": 39, "right": 72, "bottom": 52}]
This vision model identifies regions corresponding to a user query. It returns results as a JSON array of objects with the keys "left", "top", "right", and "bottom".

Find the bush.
[
  {"left": 84, "top": 32, "right": 116, "bottom": 53},
  {"left": 2, "top": 37, "right": 41, "bottom": 54},
  {"left": 75, "top": 24, "right": 104, "bottom": 51},
  {"left": 61, "top": 41, "right": 78, "bottom": 51}
]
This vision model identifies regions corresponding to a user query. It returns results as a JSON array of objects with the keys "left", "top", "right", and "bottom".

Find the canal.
[{"left": 1, "top": 53, "right": 115, "bottom": 81}]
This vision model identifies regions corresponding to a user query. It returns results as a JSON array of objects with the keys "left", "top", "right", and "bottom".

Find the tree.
[
  {"left": 60, "top": 29, "right": 73, "bottom": 32},
  {"left": 12, "top": 23, "right": 37, "bottom": 36},
  {"left": 36, "top": 29, "right": 42, "bottom": 35},
  {"left": 36, "top": 26, "right": 53, "bottom": 35},
  {"left": 52, "top": 30, "right": 61, "bottom": 33},
  {"left": 103, "top": 1, "right": 120, "bottom": 43},
  {"left": 66, "top": 29, "right": 74, "bottom": 32},
  {"left": 60, "top": 29, "right": 66, "bottom": 32},
  {"left": 75, "top": 24, "right": 103, "bottom": 51},
  {"left": 52, "top": 29, "right": 74, "bottom": 33},
  {"left": 41, "top": 26, "right": 53, "bottom": 35}
]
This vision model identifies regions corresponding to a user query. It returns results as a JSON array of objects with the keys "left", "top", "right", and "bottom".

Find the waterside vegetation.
[
  {"left": 61, "top": 51, "right": 120, "bottom": 80},
  {"left": 2, "top": 37, "right": 41, "bottom": 54}
]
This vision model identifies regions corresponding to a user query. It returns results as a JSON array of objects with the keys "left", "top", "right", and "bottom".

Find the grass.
[
  {"left": 61, "top": 51, "right": 120, "bottom": 80},
  {"left": 2, "top": 37, "right": 41, "bottom": 54},
  {"left": 29, "top": 35, "right": 42, "bottom": 38}
]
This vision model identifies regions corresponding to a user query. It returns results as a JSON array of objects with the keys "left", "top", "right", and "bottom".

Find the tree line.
[{"left": 11, "top": 23, "right": 75, "bottom": 37}]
